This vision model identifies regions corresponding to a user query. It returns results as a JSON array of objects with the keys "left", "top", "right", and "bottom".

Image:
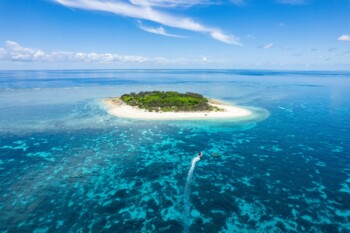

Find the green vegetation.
[{"left": 120, "top": 91, "right": 222, "bottom": 112}]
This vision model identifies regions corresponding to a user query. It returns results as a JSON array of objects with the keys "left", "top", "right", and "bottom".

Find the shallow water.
[{"left": 0, "top": 70, "right": 350, "bottom": 232}]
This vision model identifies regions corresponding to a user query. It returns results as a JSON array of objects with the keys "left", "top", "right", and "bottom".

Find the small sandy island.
[{"left": 103, "top": 98, "right": 253, "bottom": 120}]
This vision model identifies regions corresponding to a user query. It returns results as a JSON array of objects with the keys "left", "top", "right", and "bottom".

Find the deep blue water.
[{"left": 0, "top": 70, "right": 350, "bottom": 233}]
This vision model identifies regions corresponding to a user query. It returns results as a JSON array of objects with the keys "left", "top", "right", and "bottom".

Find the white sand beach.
[{"left": 103, "top": 98, "right": 253, "bottom": 120}]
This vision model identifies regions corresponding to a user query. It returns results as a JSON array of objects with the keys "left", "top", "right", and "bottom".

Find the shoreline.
[{"left": 103, "top": 97, "right": 253, "bottom": 120}]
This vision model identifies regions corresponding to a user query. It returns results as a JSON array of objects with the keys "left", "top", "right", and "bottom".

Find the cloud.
[
  {"left": 201, "top": 56, "right": 210, "bottom": 62},
  {"left": 0, "top": 40, "right": 156, "bottom": 63},
  {"left": 211, "top": 30, "right": 240, "bottom": 44},
  {"left": 138, "top": 21, "right": 185, "bottom": 38},
  {"left": 0, "top": 40, "right": 216, "bottom": 65},
  {"left": 262, "top": 43, "right": 274, "bottom": 49},
  {"left": 54, "top": 0, "right": 241, "bottom": 45},
  {"left": 2, "top": 40, "right": 50, "bottom": 62},
  {"left": 338, "top": 34, "right": 350, "bottom": 42}
]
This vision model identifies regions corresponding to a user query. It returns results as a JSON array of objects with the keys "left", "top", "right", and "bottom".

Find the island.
[{"left": 103, "top": 91, "right": 253, "bottom": 120}]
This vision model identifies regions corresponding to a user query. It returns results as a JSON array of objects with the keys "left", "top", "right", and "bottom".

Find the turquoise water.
[{"left": 0, "top": 70, "right": 350, "bottom": 232}]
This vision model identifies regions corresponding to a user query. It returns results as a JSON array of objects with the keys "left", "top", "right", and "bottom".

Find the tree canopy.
[{"left": 120, "top": 91, "right": 221, "bottom": 112}]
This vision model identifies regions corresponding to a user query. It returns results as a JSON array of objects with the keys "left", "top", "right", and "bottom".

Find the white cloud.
[
  {"left": 338, "top": 34, "right": 350, "bottom": 42},
  {"left": 0, "top": 40, "right": 157, "bottom": 63},
  {"left": 138, "top": 21, "right": 186, "bottom": 38},
  {"left": 262, "top": 43, "right": 274, "bottom": 49},
  {"left": 211, "top": 30, "right": 240, "bottom": 45},
  {"left": 0, "top": 40, "right": 216, "bottom": 65},
  {"left": 4, "top": 40, "right": 50, "bottom": 62},
  {"left": 55, "top": 0, "right": 241, "bottom": 45}
]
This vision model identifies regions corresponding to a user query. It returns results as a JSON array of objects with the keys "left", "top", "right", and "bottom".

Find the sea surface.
[{"left": 0, "top": 69, "right": 350, "bottom": 233}]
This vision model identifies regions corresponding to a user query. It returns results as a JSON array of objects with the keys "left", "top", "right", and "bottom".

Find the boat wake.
[{"left": 183, "top": 155, "right": 201, "bottom": 233}]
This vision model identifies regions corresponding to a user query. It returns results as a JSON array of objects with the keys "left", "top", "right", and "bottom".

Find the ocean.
[{"left": 0, "top": 70, "right": 349, "bottom": 232}]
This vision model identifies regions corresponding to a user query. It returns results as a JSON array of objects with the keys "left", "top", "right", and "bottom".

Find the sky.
[{"left": 0, "top": 0, "right": 349, "bottom": 70}]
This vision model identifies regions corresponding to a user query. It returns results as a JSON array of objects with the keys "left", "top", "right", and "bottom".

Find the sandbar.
[{"left": 103, "top": 98, "right": 253, "bottom": 120}]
